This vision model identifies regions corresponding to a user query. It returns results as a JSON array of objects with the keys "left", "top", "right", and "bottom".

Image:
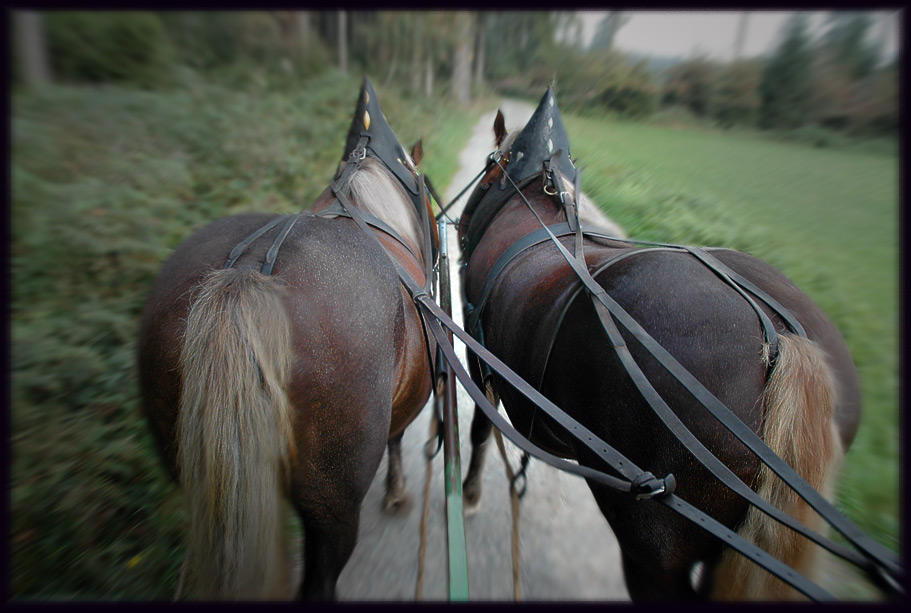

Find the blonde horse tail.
[
  {"left": 712, "top": 333, "right": 843, "bottom": 600},
  {"left": 177, "top": 268, "right": 295, "bottom": 600}
]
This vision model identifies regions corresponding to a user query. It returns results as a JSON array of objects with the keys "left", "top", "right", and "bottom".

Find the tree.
[
  {"left": 451, "top": 12, "right": 473, "bottom": 105},
  {"left": 337, "top": 10, "right": 348, "bottom": 73},
  {"left": 713, "top": 60, "right": 762, "bottom": 127},
  {"left": 474, "top": 12, "right": 486, "bottom": 89},
  {"left": 662, "top": 56, "right": 718, "bottom": 117},
  {"left": 15, "top": 11, "right": 53, "bottom": 88},
  {"left": 590, "top": 11, "right": 630, "bottom": 52},
  {"left": 734, "top": 12, "right": 749, "bottom": 60},
  {"left": 759, "top": 13, "right": 814, "bottom": 130},
  {"left": 819, "top": 12, "right": 879, "bottom": 81}
]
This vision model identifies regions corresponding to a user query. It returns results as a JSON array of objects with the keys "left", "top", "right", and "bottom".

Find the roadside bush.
[
  {"left": 780, "top": 125, "right": 851, "bottom": 149},
  {"left": 46, "top": 12, "right": 170, "bottom": 88},
  {"left": 554, "top": 48, "right": 659, "bottom": 119},
  {"left": 712, "top": 60, "right": 761, "bottom": 128}
]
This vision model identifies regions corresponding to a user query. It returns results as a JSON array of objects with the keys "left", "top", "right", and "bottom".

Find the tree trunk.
[
  {"left": 16, "top": 11, "right": 52, "bottom": 88},
  {"left": 337, "top": 10, "right": 348, "bottom": 73},
  {"left": 473, "top": 12, "right": 486, "bottom": 88},
  {"left": 425, "top": 55, "right": 433, "bottom": 99},
  {"left": 734, "top": 12, "right": 749, "bottom": 60},
  {"left": 297, "top": 12, "right": 310, "bottom": 58},
  {"left": 451, "top": 11, "right": 473, "bottom": 106},
  {"left": 411, "top": 15, "right": 423, "bottom": 95}
]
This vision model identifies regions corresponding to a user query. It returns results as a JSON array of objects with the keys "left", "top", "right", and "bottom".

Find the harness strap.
[
  {"left": 261, "top": 214, "right": 302, "bottom": 275},
  {"left": 329, "top": 163, "right": 845, "bottom": 600},
  {"left": 314, "top": 200, "right": 421, "bottom": 261},
  {"left": 492, "top": 163, "right": 899, "bottom": 584},
  {"left": 224, "top": 214, "right": 291, "bottom": 269},
  {"left": 424, "top": 282, "right": 836, "bottom": 602}
]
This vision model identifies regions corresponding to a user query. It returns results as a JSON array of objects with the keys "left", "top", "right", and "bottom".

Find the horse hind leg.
[
  {"left": 382, "top": 433, "right": 411, "bottom": 514},
  {"left": 462, "top": 362, "right": 498, "bottom": 515},
  {"left": 711, "top": 334, "right": 844, "bottom": 600}
]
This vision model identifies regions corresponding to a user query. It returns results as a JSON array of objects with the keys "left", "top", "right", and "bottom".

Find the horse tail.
[
  {"left": 712, "top": 333, "right": 843, "bottom": 600},
  {"left": 177, "top": 268, "right": 295, "bottom": 600}
]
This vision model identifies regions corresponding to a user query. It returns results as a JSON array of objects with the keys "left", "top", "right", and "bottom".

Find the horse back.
[{"left": 138, "top": 213, "right": 430, "bottom": 479}]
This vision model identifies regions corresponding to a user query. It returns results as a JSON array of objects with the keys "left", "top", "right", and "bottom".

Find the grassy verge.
[
  {"left": 563, "top": 114, "right": 899, "bottom": 560},
  {"left": 10, "top": 70, "right": 475, "bottom": 600}
]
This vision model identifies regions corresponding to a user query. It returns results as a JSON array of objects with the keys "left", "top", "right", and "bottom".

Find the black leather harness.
[
  {"left": 448, "top": 152, "right": 900, "bottom": 599},
  {"left": 219, "top": 125, "right": 899, "bottom": 599}
]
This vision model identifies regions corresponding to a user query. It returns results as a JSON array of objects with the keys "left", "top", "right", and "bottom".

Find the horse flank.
[
  {"left": 177, "top": 268, "right": 295, "bottom": 599},
  {"left": 711, "top": 334, "right": 843, "bottom": 600}
]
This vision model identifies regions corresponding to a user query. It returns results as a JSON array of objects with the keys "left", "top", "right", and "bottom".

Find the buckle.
[{"left": 632, "top": 472, "right": 676, "bottom": 501}]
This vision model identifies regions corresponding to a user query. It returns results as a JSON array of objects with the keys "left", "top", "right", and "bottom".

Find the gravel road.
[{"left": 336, "top": 99, "right": 630, "bottom": 602}]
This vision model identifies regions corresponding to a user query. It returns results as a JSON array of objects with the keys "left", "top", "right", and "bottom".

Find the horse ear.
[
  {"left": 494, "top": 109, "right": 507, "bottom": 146},
  {"left": 410, "top": 139, "right": 424, "bottom": 166}
]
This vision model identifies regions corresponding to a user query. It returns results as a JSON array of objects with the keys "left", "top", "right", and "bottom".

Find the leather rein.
[
  {"left": 221, "top": 137, "right": 900, "bottom": 599},
  {"left": 452, "top": 151, "right": 901, "bottom": 599}
]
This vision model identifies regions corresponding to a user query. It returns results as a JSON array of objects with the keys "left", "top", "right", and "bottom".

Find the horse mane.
[
  {"left": 558, "top": 173, "right": 627, "bottom": 239},
  {"left": 336, "top": 157, "right": 424, "bottom": 259}
]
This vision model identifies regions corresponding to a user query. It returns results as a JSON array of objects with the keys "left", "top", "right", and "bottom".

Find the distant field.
[{"left": 563, "top": 115, "right": 899, "bottom": 558}]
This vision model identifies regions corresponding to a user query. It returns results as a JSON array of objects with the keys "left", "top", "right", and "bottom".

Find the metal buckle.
[
  {"left": 350, "top": 146, "right": 367, "bottom": 162},
  {"left": 543, "top": 172, "right": 558, "bottom": 196}
]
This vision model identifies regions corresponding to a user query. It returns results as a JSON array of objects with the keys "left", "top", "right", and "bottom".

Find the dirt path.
[{"left": 336, "top": 100, "right": 630, "bottom": 601}]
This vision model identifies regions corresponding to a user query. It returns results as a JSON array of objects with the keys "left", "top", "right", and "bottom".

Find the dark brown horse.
[
  {"left": 458, "top": 89, "right": 863, "bottom": 600},
  {"left": 137, "top": 78, "right": 436, "bottom": 600}
]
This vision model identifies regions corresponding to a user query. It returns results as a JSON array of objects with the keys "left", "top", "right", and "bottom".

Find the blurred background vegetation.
[{"left": 10, "top": 10, "right": 898, "bottom": 600}]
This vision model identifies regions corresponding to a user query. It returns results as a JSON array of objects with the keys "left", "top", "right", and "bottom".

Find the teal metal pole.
[{"left": 437, "top": 219, "right": 469, "bottom": 600}]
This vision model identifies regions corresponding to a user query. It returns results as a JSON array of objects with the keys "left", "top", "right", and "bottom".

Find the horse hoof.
[
  {"left": 382, "top": 492, "right": 411, "bottom": 515},
  {"left": 463, "top": 488, "right": 481, "bottom": 516}
]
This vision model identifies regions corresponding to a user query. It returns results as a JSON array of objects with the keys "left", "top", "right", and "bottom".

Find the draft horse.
[
  {"left": 138, "top": 78, "right": 436, "bottom": 600},
  {"left": 458, "top": 88, "right": 863, "bottom": 600}
]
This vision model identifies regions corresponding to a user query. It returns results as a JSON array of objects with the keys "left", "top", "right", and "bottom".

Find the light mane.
[
  {"left": 337, "top": 157, "right": 425, "bottom": 259},
  {"left": 498, "top": 130, "right": 627, "bottom": 238}
]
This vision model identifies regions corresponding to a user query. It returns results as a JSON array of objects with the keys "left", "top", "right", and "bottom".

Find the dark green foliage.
[
  {"left": 10, "top": 71, "right": 474, "bottom": 600},
  {"left": 45, "top": 12, "right": 170, "bottom": 88},
  {"left": 820, "top": 12, "right": 880, "bottom": 81},
  {"left": 662, "top": 56, "right": 718, "bottom": 117},
  {"left": 759, "top": 14, "right": 814, "bottom": 130},
  {"left": 157, "top": 11, "right": 243, "bottom": 70},
  {"left": 552, "top": 48, "right": 659, "bottom": 119},
  {"left": 712, "top": 60, "right": 761, "bottom": 128}
]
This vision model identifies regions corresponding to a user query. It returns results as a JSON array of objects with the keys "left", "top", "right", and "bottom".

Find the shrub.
[
  {"left": 45, "top": 12, "right": 170, "bottom": 88},
  {"left": 553, "top": 48, "right": 659, "bottom": 119}
]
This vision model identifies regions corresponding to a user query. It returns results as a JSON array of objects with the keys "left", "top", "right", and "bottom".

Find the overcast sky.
[{"left": 575, "top": 11, "right": 900, "bottom": 62}]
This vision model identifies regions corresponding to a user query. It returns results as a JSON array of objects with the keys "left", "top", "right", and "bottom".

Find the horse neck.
[
  {"left": 482, "top": 190, "right": 566, "bottom": 254},
  {"left": 341, "top": 158, "right": 425, "bottom": 261}
]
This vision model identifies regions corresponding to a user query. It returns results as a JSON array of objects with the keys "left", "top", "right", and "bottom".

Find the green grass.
[
  {"left": 564, "top": 115, "right": 899, "bottom": 558},
  {"left": 10, "top": 70, "right": 476, "bottom": 600}
]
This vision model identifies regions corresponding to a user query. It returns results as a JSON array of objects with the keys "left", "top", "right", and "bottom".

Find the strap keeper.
[{"left": 632, "top": 471, "right": 676, "bottom": 501}]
